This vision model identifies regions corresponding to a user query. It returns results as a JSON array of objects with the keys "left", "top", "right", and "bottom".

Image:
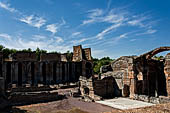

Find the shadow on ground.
[{"left": 1, "top": 107, "right": 28, "bottom": 113}]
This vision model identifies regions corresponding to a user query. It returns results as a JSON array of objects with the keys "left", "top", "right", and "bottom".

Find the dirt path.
[{"left": 15, "top": 97, "right": 119, "bottom": 113}]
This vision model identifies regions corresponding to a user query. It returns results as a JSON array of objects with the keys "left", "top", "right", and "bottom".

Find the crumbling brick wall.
[
  {"left": 165, "top": 53, "right": 170, "bottom": 96},
  {"left": 79, "top": 76, "right": 118, "bottom": 100},
  {"left": 1, "top": 45, "right": 93, "bottom": 90}
]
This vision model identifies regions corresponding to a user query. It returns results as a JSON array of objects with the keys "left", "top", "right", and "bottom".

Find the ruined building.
[
  {"left": 80, "top": 47, "right": 170, "bottom": 103},
  {"left": 0, "top": 45, "right": 92, "bottom": 101}
]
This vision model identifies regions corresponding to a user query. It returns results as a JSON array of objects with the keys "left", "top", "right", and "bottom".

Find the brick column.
[
  {"left": 165, "top": 53, "right": 170, "bottom": 96},
  {"left": 128, "top": 59, "right": 137, "bottom": 98}
]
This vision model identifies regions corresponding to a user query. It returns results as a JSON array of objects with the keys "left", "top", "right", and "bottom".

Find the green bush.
[{"left": 93, "top": 57, "right": 114, "bottom": 74}]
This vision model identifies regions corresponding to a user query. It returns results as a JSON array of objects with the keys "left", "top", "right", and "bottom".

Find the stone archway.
[
  {"left": 140, "top": 46, "right": 170, "bottom": 59},
  {"left": 134, "top": 47, "right": 170, "bottom": 97}
]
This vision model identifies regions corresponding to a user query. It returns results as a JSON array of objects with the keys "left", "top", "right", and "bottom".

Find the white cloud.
[
  {"left": 71, "top": 38, "right": 87, "bottom": 44},
  {"left": 136, "top": 29, "right": 157, "bottom": 36},
  {"left": 82, "top": 19, "right": 95, "bottom": 25},
  {"left": 96, "top": 23, "right": 122, "bottom": 39},
  {"left": 32, "top": 35, "right": 47, "bottom": 41},
  {"left": 114, "top": 33, "right": 128, "bottom": 41},
  {"left": 130, "top": 39, "right": 137, "bottom": 42},
  {"left": 146, "top": 29, "right": 157, "bottom": 34},
  {"left": 72, "top": 32, "right": 81, "bottom": 36},
  {"left": 0, "top": 33, "right": 71, "bottom": 53},
  {"left": 0, "top": 2, "right": 17, "bottom": 13},
  {"left": 0, "top": 33, "right": 11, "bottom": 40},
  {"left": 46, "top": 19, "right": 66, "bottom": 34},
  {"left": 19, "top": 15, "right": 46, "bottom": 28},
  {"left": 87, "top": 9, "right": 103, "bottom": 18},
  {"left": 55, "top": 36, "right": 64, "bottom": 43},
  {"left": 46, "top": 24, "right": 58, "bottom": 34},
  {"left": 82, "top": 7, "right": 127, "bottom": 25},
  {"left": 127, "top": 17, "right": 147, "bottom": 28}
]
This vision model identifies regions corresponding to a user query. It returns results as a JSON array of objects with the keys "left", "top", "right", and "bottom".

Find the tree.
[
  {"left": 2, "top": 48, "right": 11, "bottom": 58},
  {"left": 66, "top": 51, "right": 73, "bottom": 61},
  {"left": 93, "top": 57, "right": 114, "bottom": 74},
  {"left": 0, "top": 45, "right": 4, "bottom": 51},
  {"left": 36, "top": 47, "right": 41, "bottom": 60}
]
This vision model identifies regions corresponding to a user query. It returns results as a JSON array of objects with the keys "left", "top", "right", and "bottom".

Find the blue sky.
[{"left": 0, "top": 0, "right": 170, "bottom": 58}]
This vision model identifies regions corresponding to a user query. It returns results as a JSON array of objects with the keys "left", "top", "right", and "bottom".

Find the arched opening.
[
  {"left": 85, "top": 62, "right": 92, "bottom": 78},
  {"left": 6, "top": 62, "right": 11, "bottom": 85},
  {"left": 62, "top": 62, "right": 65, "bottom": 82},
  {"left": 135, "top": 47, "right": 170, "bottom": 97},
  {"left": 53, "top": 63, "right": 56, "bottom": 84},
  {"left": 42, "top": 62, "right": 46, "bottom": 85},
  {"left": 18, "top": 62, "right": 22, "bottom": 87},
  {"left": 0, "top": 62, "right": 2, "bottom": 77},
  {"left": 31, "top": 62, "right": 35, "bottom": 86}
]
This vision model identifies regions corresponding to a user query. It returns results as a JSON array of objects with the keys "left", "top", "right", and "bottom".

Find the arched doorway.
[
  {"left": 18, "top": 62, "right": 22, "bottom": 86},
  {"left": 31, "top": 62, "right": 35, "bottom": 86},
  {"left": 42, "top": 62, "right": 46, "bottom": 85},
  {"left": 53, "top": 63, "right": 56, "bottom": 83},
  {"left": 135, "top": 47, "right": 170, "bottom": 97},
  {"left": 6, "top": 62, "right": 11, "bottom": 85},
  {"left": 85, "top": 62, "right": 92, "bottom": 78}
]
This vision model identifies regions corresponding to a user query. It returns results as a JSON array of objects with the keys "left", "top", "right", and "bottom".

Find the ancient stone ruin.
[
  {"left": 80, "top": 47, "right": 170, "bottom": 104},
  {"left": 0, "top": 45, "right": 93, "bottom": 108},
  {"left": 0, "top": 45, "right": 170, "bottom": 109}
]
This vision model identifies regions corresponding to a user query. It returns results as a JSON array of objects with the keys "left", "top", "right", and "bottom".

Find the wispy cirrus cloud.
[
  {"left": 96, "top": 23, "right": 122, "bottom": 39},
  {"left": 0, "top": 33, "right": 70, "bottom": 53},
  {"left": 55, "top": 36, "right": 64, "bottom": 43},
  {"left": 46, "top": 24, "right": 58, "bottom": 34},
  {"left": 46, "top": 18, "right": 66, "bottom": 34},
  {"left": 136, "top": 29, "right": 157, "bottom": 36},
  {"left": 71, "top": 38, "right": 87, "bottom": 45},
  {"left": 82, "top": 7, "right": 127, "bottom": 26},
  {"left": 19, "top": 15, "right": 46, "bottom": 28},
  {"left": 0, "top": 2, "right": 17, "bottom": 13},
  {"left": 72, "top": 32, "right": 81, "bottom": 36},
  {"left": 0, "top": 33, "right": 12, "bottom": 40},
  {"left": 81, "top": 3, "right": 157, "bottom": 46},
  {"left": 32, "top": 35, "right": 47, "bottom": 41}
]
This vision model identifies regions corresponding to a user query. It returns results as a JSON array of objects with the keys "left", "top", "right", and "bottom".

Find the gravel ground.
[{"left": 14, "top": 97, "right": 117, "bottom": 113}]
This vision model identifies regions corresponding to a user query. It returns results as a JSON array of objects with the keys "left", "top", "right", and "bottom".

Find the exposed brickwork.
[
  {"left": 11, "top": 52, "right": 37, "bottom": 61},
  {"left": 165, "top": 53, "right": 170, "bottom": 97},
  {"left": 40, "top": 53, "right": 61, "bottom": 61}
]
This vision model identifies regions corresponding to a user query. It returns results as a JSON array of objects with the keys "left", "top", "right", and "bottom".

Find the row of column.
[{"left": 3, "top": 61, "right": 80, "bottom": 87}]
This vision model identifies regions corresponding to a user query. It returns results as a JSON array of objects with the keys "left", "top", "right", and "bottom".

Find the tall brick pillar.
[
  {"left": 129, "top": 71, "right": 137, "bottom": 98},
  {"left": 128, "top": 59, "right": 137, "bottom": 98},
  {"left": 165, "top": 53, "right": 170, "bottom": 96}
]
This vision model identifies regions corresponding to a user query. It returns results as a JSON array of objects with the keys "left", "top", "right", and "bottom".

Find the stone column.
[
  {"left": 128, "top": 59, "right": 137, "bottom": 98},
  {"left": 165, "top": 53, "right": 170, "bottom": 97}
]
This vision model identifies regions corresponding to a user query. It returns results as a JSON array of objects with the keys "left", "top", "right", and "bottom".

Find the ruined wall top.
[
  {"left": 72, "top": 45, "right": 83, "bottom": 62},
  {"left": 165, "top": 53, "right": 170, "bottom": 59},
  {"left": 61, "top": 54, "right": 68, "bottom": 62},
  {"left": 140, "top": 46, "right": 170, "bottom": 59},
  {"left": 2, "top": 45, "right": 92, "bottom": 62},
  {"left": 40, "top": 53, "right": 61, "bottom": 61},
  {"left": 83, "top": 48, "right": 92, "bottom": 61},
  {"left": 11, "top": 52, "right": 37, "bottom": 61},
  {"left": 72, "top": 45, "right": 92, "bottom": 62}
]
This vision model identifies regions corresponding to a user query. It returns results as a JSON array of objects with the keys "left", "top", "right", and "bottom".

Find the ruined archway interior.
[{"left": 79, "top": 47, "right": 170, "bottom": 103}]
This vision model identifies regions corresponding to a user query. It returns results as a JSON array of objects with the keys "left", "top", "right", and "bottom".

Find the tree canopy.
[
  {"left": 0, "top": 45, "right": 67, "bottom": 60},
  {"left": 93, "top": 57, "right": 114, "bottom": 74}
]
